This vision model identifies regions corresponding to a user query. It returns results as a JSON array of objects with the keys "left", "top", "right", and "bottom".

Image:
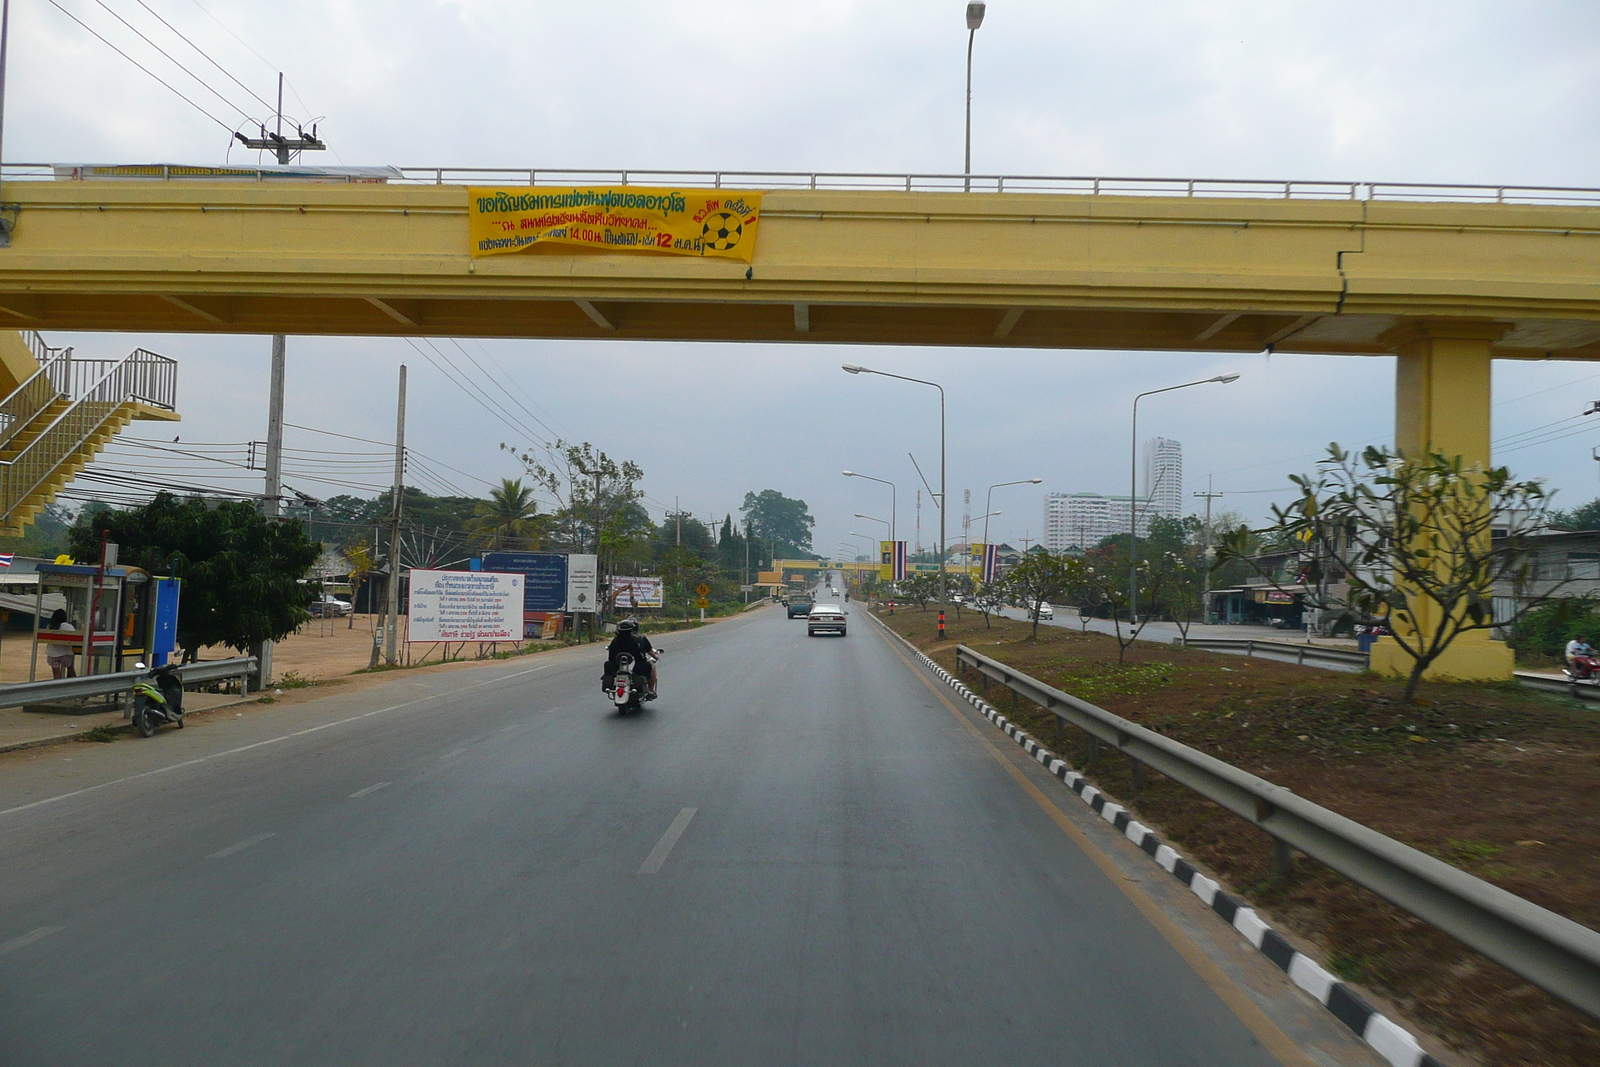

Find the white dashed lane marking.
[
  {"left": 208, "top": 833, "right": 276, "bottom": 859},
  {"left": 637, "top": 808, "right": 698, "bottom": 875},
  {"left": 0, "top": 926, "right": 61, "bottom": 956}
]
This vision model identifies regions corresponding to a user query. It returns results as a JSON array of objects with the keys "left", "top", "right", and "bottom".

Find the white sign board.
[
  {"left": 407, "top": 569, "right": 522, "bottom": 642},
  {"left": 610, "top": 575, "right": 664, "bottom": 610},
  {"left": 566, "top": 554, "right": 598, "bottom": 614}
]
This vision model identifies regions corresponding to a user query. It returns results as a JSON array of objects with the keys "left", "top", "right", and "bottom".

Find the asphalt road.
[{"left": 0, "top": 600, "right": 1383, "bottom": 1066}]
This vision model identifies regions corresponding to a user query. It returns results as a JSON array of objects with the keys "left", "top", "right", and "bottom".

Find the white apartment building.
[
  {"left": 1143, "top": 437, "right": 1183, "bottom": 522},
  {"left": 1043, "top": 438, "right": 1183, "bottom": 553}
]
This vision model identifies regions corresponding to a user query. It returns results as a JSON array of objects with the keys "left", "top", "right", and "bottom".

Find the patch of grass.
[
  {"left": 273, "top": 670, "right": 317, "bottom": 689},
  {"left": 1445, "top": 839, "right": 1505, "bottom": 866},
  {"left": 73, "top": 724, "right": 122, "bottom": 742},
  {"left": 1053, "top": 661, "right": 1174, "bottom": 701}
]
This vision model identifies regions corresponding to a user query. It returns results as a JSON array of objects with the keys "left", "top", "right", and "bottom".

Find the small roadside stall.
[{"left": 28, "top": 562, "right": 181, "bottom": 680}]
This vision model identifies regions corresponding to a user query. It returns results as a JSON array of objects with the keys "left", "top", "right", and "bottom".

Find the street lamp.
[
  {"left": 983, "top": 477, "right": 1041, "bottom": 579},
  {"left": 842, "top": 471, "right": 896, "bottom": 542},
  {"left": 854, "top": 513, "right": 890, "bottom": 536},
  {"left": 1130, "top": 373, "right": 1239, "bottom": 620},
  {"left": 843, "top": 363, "right": 947, "bottom": 607},
  {"left": 964, "top": 2, "right": 986, "bottom": 192}
]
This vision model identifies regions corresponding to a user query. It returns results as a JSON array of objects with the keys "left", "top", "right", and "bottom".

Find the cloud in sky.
[{"left": 8, "top": 0, "right": 1600, "bottom": 554}]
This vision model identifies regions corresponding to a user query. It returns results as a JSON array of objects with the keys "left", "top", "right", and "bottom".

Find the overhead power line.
[
  {"left": 87, "top": 0, "right": 252, "bottom": 121},
  {"left": 135, "top": 0, "right": 275, "bottom": 112},
  {"left": 47, "top": 0, "right": 235, "bottom": 132}
]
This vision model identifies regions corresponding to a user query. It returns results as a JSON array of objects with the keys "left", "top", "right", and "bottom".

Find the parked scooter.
[
  {"left": 131, "top": 662, "right": 184, "bottom": 737},
  {"left": 603, "top": 650, "right": 659, "bottom": 715}
]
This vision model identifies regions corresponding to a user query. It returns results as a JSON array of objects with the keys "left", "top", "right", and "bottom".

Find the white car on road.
[
  {"left": 807, "top": 604, "right": 848, "bottom": 636},
  {"left": 1028, "top": 602, "right": 1054, "bottom": 620}
]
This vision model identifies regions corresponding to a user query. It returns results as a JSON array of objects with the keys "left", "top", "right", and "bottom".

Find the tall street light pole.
[
  {"left": 854, "top": 513, "right": 890, "bottom": 537},
  {"left": 843, "top": 364, "right": 946, "bottom": 608},
  {"left": 964, "top": 2, "right": 986, "bottom": 192},
  {"left": 1130, "top": 374, "right": 1239, "bottom": 621},
  {"left": 983, "top": 477, "right": 1041, "bottom": 579},
  {"left": 842, "top": 471, "right": 896, "bottom": 542}
]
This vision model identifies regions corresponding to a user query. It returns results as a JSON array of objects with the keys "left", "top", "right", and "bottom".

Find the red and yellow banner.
[{"left": 468, "top": 186, "right": 761, "bottom": 261}]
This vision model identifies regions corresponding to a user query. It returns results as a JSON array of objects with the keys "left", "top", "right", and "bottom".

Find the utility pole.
[
  {"left": 384, "top": 365, "right": 407, "bottom": 666},
  {"left": 253, "top": 334, "right": 289, "bottom": 686},
  {"left": 234, "top": 74, "right": 325, "bottom": 164},
  {"left": 1195, "top": 478, "right": 1226, "bottom": 622},
  {"left": 0, "top": 0, "right": 13, "bottom": 247},
  {"left": 242, "top": 78, "right": 325, "bottom": 680}
]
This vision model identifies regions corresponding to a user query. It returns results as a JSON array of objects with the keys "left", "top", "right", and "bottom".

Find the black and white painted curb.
[{"left": 874, "top": 615, "right": 1445, "bottom": 1067}]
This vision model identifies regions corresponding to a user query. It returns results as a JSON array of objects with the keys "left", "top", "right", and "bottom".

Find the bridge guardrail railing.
[
  {"left": 953, "top": 642, "right": 1600, "bottom": 1018},
  {"left": 7, "top": 162, "right": 1600, "bottom": 206},
  {"left": 1176, "top": 636, "right": 1369, "bottom": 669},
  {"left": 0, "top": 656, "right": 257, "bottom": 710}
]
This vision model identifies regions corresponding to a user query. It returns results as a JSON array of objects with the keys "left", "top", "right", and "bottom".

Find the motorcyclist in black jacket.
[{"left": 605, "top": 618, "right": 658, "bottom": 697}]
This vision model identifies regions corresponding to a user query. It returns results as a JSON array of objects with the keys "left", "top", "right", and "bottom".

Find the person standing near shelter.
[{"left": 45, "top": 608, "right": 77, "bottom": 679}]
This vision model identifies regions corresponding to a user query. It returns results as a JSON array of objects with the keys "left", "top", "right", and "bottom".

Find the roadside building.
[{"left": 1044, "top": 438, "right": 1184, "bottom": 553}]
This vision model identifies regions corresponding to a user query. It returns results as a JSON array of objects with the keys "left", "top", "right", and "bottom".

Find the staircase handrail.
[
  {"left": 0, "top": 348, "right": 73, "bottom": 451},
  {"left": 0, "top": 348, "right": 178, "bottom": 520}
]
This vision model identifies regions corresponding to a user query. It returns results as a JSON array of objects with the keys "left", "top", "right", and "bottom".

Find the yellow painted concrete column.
[{"left": 1370, "top": 320, "right": 1515, "bottom": 682}]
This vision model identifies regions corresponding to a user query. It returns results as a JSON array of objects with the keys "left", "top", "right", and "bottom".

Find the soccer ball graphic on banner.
[{"left": 701, "top": 212, "right": 743, "bottom": 251}]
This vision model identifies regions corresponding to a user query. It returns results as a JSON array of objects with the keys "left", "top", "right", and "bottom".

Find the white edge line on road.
[
  {"left": 0, "top": 661, "right": 563, "bottom": 820},
  {"left": 207, "top": 832, "right": 276, "bottom": 859},
  {"left": 0, "top": 925, "right": 61, "bottom": 956},
  {"left": 637, "top": 807, "right": 697, "bottom": 874},
  {"left": 348, "top": 782, "right": 391, "bottom": 798}
]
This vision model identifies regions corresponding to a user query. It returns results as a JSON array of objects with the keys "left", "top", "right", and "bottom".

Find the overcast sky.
[{"left": 8, "top": 0, "right": 1600, "bottom": 556}]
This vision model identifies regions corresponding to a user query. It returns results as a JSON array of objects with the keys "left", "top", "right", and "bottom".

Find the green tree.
[
  {"left": 1152, "top": 547, "right": 1207, "bottom": 640},
  {"left": 740, "top": 489, "right": 815, "bottom": 558},
  {"left": 971, "top": 579, "right": 1007, "bottom": 628},
  {"left": 1220, "top": 444, "right": 1557, "bottom": 699},
  {"left": 67, "top": 493, "right": 321, "bottom": 662},
  {"left": 466, "top": 478, "right": 545, "bottom": 549},
  {"left": 1549, "top": 497, "right": 1600, "bottom": 531},
  {"left": 1003, "top": 550, "right": 1072, "bottom": 640}
]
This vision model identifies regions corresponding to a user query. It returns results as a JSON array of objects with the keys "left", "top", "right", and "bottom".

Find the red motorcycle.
[{"left": 1564, "top": 654, "right": 1600, "bottom": 682}]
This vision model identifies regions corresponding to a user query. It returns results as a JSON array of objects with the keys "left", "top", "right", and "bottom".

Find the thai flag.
[{"left": 0, "top": 554, "right": 13, "bottom": 568}]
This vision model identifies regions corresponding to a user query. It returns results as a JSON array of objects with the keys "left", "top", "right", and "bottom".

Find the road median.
[{"left": 874, "top": 604, "right": 1600, "bottom": 1067}]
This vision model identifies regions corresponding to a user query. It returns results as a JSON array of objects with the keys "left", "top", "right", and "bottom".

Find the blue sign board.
[
  {"left": 481, "top": 552, "right": 567, "bottom": 611},
  {"left": 151, "top": 577, "right": 181, "bottom": 666}
]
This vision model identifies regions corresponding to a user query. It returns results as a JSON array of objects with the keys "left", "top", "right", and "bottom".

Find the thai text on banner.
[{"left": 467, "top": 186, "right": 762, "bottom": 262}]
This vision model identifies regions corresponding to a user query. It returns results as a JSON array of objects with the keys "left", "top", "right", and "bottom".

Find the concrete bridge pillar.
[{"left": 1369, "top": 320, "right": 1515, "bottom": 682}]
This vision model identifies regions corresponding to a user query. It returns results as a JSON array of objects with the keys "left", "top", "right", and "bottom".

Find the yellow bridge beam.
[{"left": 0, "top": 183, "right": 1596, "bottom": 358}]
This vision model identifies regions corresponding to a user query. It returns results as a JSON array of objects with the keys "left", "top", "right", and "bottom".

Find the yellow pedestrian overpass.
[{"left": 2, "top": 166, "right": 1598, "bottom": 676}]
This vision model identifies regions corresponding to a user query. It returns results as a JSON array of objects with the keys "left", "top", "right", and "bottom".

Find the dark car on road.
[{"left": 786, "top": 594, "right": 815, "bottom": 619}]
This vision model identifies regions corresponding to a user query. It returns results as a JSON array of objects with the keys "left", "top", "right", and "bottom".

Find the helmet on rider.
[{"left": 616, "top": 618, "right": 639, "bottom": 634}]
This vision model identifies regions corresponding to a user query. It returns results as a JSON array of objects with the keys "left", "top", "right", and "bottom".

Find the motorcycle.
[
  {"left": 603, "top": 650, "right": 659, "bottom": 714},
  {"left": 1563, "top": 654, "right": 1600, "bottom": 684},
  {"left": 131, "top": 662, "right": 184, "bottom": 737}
]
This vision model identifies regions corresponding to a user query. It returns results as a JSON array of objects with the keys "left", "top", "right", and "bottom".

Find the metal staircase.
[{"left": 0, "top": 333, "right": 179, "bottom": 534}]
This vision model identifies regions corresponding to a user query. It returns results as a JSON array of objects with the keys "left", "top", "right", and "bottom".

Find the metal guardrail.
[
  {"left": 1177, "top": 637, "right": 1369, "bottom": 669},
  {"left": 6, "top": 162, "right": 1600, "bottom": 205},
  {"left": 954, "top": 642, "right": 1600, "bottom": 1018},
  {"left": 0, "top": 656, "right": 256, "bottom": 710},
  {"left": 1515, "top": 671, "right": 1600, "bottom": 703}
]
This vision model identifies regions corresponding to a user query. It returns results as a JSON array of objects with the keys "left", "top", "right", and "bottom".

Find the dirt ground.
[{"left": 881, "top": 607, "right": 1600, "bottom": 1067}]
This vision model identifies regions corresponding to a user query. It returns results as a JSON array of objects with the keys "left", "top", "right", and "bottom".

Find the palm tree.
[{"left": 467, "top": 478, "right": 544, "bottom": 549}]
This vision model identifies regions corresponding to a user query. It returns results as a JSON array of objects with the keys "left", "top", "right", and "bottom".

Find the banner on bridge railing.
[{"left": 468, "top": 186, "right": 762, "bottom": 262}]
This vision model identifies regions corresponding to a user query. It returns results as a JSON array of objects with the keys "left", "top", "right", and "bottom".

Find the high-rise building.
[
  {"left": 1043, "top": 438, "right": 1183, "bottom": 553},
  {"left": 1143, "top": 437, "right": 1183, "bottom": 521}
]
